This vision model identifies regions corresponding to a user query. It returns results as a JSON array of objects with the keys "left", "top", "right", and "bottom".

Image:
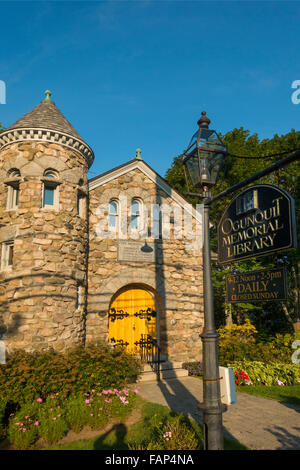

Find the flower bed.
[
  {"left": 182, "top": 362, "right": 203, "bottom": 376},
  {"left": 227, "top": 361, "right": 300, "bottom": 387},
  {"left": 6, "top": 387, "right": 139, "bottom": 449}
]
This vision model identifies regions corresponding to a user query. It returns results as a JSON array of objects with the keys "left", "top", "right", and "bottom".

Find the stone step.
[
  {"left": 142, "top": 361, "right": 185, "bottom": 373},
  {"left": 137, "top": 362, "right": 189, "bottom": 382}
]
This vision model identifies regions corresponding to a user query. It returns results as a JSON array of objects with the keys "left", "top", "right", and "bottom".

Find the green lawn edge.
[{"left": 236, "top": 384, "right": 300, "bottom": 407}]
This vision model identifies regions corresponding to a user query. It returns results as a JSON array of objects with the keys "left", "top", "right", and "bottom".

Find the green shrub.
[
  {"left": 0, "top": 343, "right": 141, "bottom": 406},
  {"left": 7, "top": 402, "right": 39, "bottom": 449},
  {"left": 0, "top": 398, "right": 7, "bottom": 440},
  {"left": 146, "top": 413, "right": 203, "bottom": 450},
  {"left": 65, "top": 394, "right": 93, "bottom": 433},
  {"left": 227, "top": 360, "right": 300, "bottom": 386},
  {"left": 84, "top": 391, "right": 109, "bottom": 430},
  {"left": 218, "top": 320, "right": 300, "bottom": 365},
  {"left": 34, "top": 395, "right": 69, "bottom": 444},
  {"left": 108, "top": 388, "right": 136, "bottom": 421}
]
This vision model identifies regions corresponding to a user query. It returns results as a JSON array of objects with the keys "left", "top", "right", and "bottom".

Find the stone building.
[{"left": 0, "top": 92, "right": 204, "bottom": 365}]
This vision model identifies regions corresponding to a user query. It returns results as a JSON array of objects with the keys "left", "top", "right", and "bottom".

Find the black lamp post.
[{"left": 182, "top": 111, "right": 227, "bottom": 450}]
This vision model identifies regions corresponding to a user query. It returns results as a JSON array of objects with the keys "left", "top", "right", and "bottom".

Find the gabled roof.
[{"left": 88, "top": 158, "right": 203, "bottom": 223}]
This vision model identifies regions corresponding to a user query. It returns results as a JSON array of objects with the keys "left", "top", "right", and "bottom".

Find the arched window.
[
  {"left": 130, "top": 199, "right": 141, "bottom": 230},
  {"left": 109, "top": 200, "right": 118, "bottom": 230},
  {"left": 42, "top": 169, "right": 59, "bottom": 208},
  {"left": 6, "top": 169, "right": 21, "bottom": 210}
]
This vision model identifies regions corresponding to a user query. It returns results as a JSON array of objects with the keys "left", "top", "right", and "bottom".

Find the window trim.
[
  {"left": 75, "top": 282, "right": 84, "bottom": 310},
  {"left": 77, "top": 191, "right": 86, "bottom": 218},
  {"left": 108, "top": 199, "right": 119, "bottom": 231},
  {"left": 6, "top": 182, "right": 20, "bottom": 210},
  {"left": 5, "top": 169, "right": 21, "bottom": 211},
  {"left": 130, "top": 198, "right": 142, "bottom": 231},
  {"left": 41, "top": 170, "right": 60, "bottom": 209},
  {"left": 1, "top": 240, "right": 14, "bottom": 271}
]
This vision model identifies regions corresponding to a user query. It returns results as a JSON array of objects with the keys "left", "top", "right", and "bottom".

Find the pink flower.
[
  {"left": 85, "top": 399, "right": 90, "bottom": 404},
  {"left": 52, "top": 417, "right": 57, "bottom": 421},
  {"left": 57, "top": 414, "right": 61, "bottom": 417},
  {"left": 22, "top": 429, "right": 26, "bottom": 432},
  {"left": 34, "top": 421, "right": 39, "bottom": 426},
  {"left": 133, "top": 388, "right": 139, "bottom": 395},
  {"left": 36, "top": 398, "right": 43, "bottom": 403},
  {"left": 50, "top": 396, "right": 55, "bottom": 399},
  {"left": 90, "top": 413, "right": 94, "bottom": 417},
  {"left": 10, "top": 413, "right": 14, "bottom": 417},
  {"left": 105, "top": 399, "right": 111, "bottom": 403},
  {"left": 91, "top": 389, "right": 95, "bottom": 393}
]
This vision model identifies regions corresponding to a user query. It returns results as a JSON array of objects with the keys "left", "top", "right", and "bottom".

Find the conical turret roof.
[
  {"left": 7, "top": 92, "right": 82, "bottom": 141},
  {"left": 1, "top": 91, "right": 94, "bottom": 166}
]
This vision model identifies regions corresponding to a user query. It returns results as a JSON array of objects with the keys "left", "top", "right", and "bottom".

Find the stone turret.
[{"left": 0, "top": 91, "right": 94, "bottom": 353}]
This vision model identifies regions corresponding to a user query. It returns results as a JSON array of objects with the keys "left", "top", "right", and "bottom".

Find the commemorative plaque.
[
  {"left": 218, "top": 185, "right": 297, "bottom": 264},
  {"left": 226, "top": 267, "right": 288, "bottom": 303},
  {"left": 118, "top": 240, "right": 156, "bottom": 263}
]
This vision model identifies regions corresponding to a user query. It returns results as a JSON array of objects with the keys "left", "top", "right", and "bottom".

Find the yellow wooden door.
[{"left": 108, "top": 288, "right": 157, "bottom": 353}]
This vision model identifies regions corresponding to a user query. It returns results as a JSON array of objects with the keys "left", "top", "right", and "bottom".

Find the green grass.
[
  {"left": 45, "top": 399, "right": 248, "bottom": 451},
  {"left": 236, "top": 384, "right": 300, "bottom": 407}
]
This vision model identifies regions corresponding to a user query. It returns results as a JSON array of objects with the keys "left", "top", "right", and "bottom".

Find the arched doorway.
[{"left": 108, "top": 287, "right": 157, "bottom": 354}]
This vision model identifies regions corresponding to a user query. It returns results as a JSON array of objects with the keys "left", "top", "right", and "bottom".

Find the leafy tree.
[{"left": 165, "top": 127, "right": 300, "bottom": 334}]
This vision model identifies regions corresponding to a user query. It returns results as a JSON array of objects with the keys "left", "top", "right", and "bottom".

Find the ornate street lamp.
[
  {"left": 182, "top": 111, "right": 227, "bottom": 450},
  {"left": 182, "top": 111, "right": 227, "bottom": 193}
]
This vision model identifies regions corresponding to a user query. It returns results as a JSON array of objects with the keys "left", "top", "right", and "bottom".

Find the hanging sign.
[
  {"left": 218, "top": 185, "right": 297, "bottom": 264},
  {"left": 226, "top": 267, "right": 288, "bottom": 303}
]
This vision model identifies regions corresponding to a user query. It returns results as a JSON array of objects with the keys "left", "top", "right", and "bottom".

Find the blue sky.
[{"left": 0, "top": 0, "right": 299, "bottom": 179}]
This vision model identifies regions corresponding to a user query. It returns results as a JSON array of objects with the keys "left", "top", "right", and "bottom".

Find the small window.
[
  {"left": 1, "top": 241, "right": 14, "bottom": 271},
  {"left": 77, "top": 192, "right": 85, "bottom": 218},
  {"left": 44, "top": 186, "right": 54, "bottom": 206},
  {"left": 130, "top": 199, "right": 140, "bottom": 230},
  {"left": 42, "top": 169, "right": 59, "bottom": 208},
  {"left": 75, "top": 283, "right": 84, "bottom": 310},
  {"left": 109, "top": 200, "right": 118, "bottom": 230},
  {"left": 6, "top": 169, "right": 20, "bottom": 210},
  {"left": 152, "top": 205, "right": 163, "bottom": 239},
  {"left": 7, "top": 184, "right": 19, "bottom": 210}
]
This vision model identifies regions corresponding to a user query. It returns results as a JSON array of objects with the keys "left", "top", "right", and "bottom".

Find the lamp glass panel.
[{"left": 186, "top": 154, "right": 200, "bottom": 187}]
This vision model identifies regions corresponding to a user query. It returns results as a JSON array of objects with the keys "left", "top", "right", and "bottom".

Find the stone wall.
[
  {"left": 86, "top": 167, "right": 204, "bottom": 363},
  {"left": 0, "top": 141, "right": 88, "bottom": 353}
]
